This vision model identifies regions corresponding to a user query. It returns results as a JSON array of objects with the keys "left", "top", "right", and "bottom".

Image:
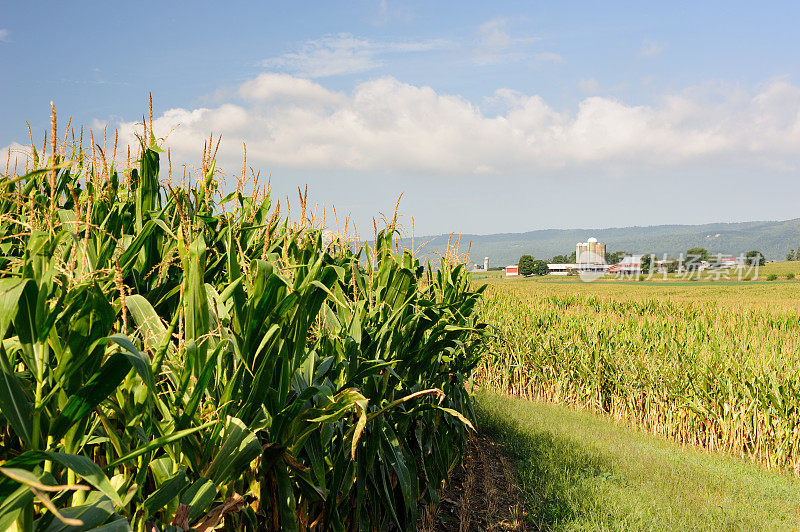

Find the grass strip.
[{"left": 476, "top": 390, "right": 800, "bottom": 531}]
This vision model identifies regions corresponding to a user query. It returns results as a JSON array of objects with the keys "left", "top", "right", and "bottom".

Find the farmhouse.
[{"left": 607, "top": 255, "right": 643, "bottom": 274}]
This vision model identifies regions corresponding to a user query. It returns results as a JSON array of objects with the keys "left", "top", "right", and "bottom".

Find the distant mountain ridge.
[{"left": 407, "top": 218, "right": 800, "bottom": 266}]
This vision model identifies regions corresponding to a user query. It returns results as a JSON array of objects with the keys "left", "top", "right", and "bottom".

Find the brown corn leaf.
[{"left": 192, "top": 493, "right": 246, "bottom": 532}]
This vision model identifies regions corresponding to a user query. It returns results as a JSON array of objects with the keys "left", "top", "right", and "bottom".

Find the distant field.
[
  {"left": 470, "top": 260, "right": 800, "bottom": 301},
  {"left": 478, "top": 274, "right": 800, "bottom": 309},
  {"left": 474, "top": 269, "right": 800, "bottom": 475},
  {"left": 762, "top": 260, "right": 800, "bottom": 277}
]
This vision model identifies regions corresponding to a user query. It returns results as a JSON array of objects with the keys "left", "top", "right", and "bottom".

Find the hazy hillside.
[{"left": 408, "top": 219, "right": 800, "bottom": 266}]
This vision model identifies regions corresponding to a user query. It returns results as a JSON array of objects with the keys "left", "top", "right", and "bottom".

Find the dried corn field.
[{"left": 476, "top": 278, "right": 800, "bottom": 475}]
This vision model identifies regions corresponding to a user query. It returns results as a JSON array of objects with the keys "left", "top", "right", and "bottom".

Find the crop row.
[
  {"left": 476, "top": 286, "right": 800, "bottom": 474},
  {"left": 0, "top": 110, "right": 486, "bottom": 531}
]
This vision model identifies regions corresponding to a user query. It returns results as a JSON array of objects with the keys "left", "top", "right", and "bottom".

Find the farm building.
[
  {"left": 547, "top": 263, "right": 610, "bottom": 276},
  {"left": 607, "top": 255, "right": 643, "bottom": 274},
  {"left": 470, "top": 257, "right": 490, "bottom": 272},
  {"left": 654, "top": 259, "right": 678, "bottom": 273},
  {"left": 715, "top": 256, "right": 747, "bottom": 269},
  {"left": 505, "top": 265, "right": 518, "bottom": 276},
  {"left": 576, "top": 237, "right": 606, "bottom": 264},
  {"left": 547, "top": 236, "right": 610, "bottom": 276}
]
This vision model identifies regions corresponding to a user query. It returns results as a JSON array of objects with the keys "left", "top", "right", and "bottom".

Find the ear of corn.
[{"left": 0, "top": 113, "right": 487, "bottom": 531}]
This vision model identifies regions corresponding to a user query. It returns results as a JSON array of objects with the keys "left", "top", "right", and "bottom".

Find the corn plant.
[{"left": 0, "top": 107, "right": 487, "bottom": 531}]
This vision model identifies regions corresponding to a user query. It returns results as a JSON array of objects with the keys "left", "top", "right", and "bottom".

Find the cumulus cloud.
[
  {"left": 239, "top": 73, "right": 346, "bottom": 106},
  {"left": 261, "top": 33, "right": 448, "bottom": 78},
  {"left": 116, "top": 74, "right": 800, "bottom": 178},
  {"left": 639, "top": 38, "right": 668, "bottom": 57}
]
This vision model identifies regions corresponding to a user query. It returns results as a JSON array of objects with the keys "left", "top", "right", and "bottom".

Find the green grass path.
[{"left": 476, "top": 391, "right": 800, "bottom": 530}]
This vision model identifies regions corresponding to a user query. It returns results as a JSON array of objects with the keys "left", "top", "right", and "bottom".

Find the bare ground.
[{"left": 419, "top": 435, "right": 528, "bottom": 531}]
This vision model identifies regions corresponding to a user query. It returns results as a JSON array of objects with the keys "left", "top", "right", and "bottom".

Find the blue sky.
[{"left": 2, "top": 1, "right": 800, "bottom": 236}]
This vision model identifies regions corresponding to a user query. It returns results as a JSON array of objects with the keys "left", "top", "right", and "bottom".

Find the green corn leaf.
[
  {"left": 12, "top": 277, "right": 39, "bottom": 375},
  {"left": 0, "top": 163, "right": 71, "bottom": 187},
  {"left": 374, "top": 463, "right": 401, "bottom": 530},
  {"left": 49, "top": 358, "right": 126, "bottom": 438},
  {"left": 39, "top": 494, "right": 115, "bottom": 532},
  {"left": 117, "top": 219, "right": 163, "bottom": 274},
  {"left": 83, "top": 515, "right": 132, "bottom": 531},
  {"left": 3, "top": 451, "right": 123, "bottom": 507},
  {"left": 50, "top": 349, "right": 139, "bottom": 439},
  {"left": 176, "top": 341, "right": 224, "bottom": 430},
  {"left": 184, "top": 236, "right": 209, "bottom": 377},
  {"left": 0, "top": 278, "right": 30, "bottom": 339},
  {"left": 379, "top": 425, "right": 415, "bottom": 527},
  {"left": 108, "top": 334, "right": 156, "bottom": 393},
  {"left": 125, "top": 295, "right": 167, "bottom": 353},
  {"left": 104, "top": 420, "right": 216, "bottom": 470},
  {"left": 275, "top": 463, "right": 298, "bottom": 532},
  {"left": 204, "top": 416, "right": 261, "bottom": 487},
  {"left": 180, "top": 477, "right": 217, "bottom": 522},
  {"left": 0, "top": 344, "right": 33, "bottom": 448},
  {"left": 0, "top": 484, "right": 33, "bottom": 532},
  {"left": 142, "top": 469, "right": 190, "bottom": 515}
]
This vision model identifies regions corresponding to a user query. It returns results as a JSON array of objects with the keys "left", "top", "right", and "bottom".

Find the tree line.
[{"left": 515, "top": 247, "right": 766, "bottom": 276}]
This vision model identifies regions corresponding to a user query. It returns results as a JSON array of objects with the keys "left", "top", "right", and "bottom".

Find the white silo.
[
  {"left": 588, "top": 237, "right": 598, "bottom": 261},
  {"left": 484, "top": 257, "right": 489, "bottom": 271},
  {"left": 576, "top": 242, "right": 588, "bottom": 264},
  {"left": 577, "top": 237, "right": 606, "bottom": 264}
]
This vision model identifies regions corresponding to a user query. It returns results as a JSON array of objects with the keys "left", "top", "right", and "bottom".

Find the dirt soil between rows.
[{"left": 420, "top": 435, "right": 528, "bottom": 531}]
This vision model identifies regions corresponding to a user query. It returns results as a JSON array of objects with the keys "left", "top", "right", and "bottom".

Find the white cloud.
[
  {"left": 478, "top": 18, "right": 515, "bottom": 50},
  {"left": 261, "top": 33, "right": 448, "bottom": 78},
  {"left": 239, "top": 73, "right": 346, "bottom": 106},
  {"left": 533, "top": 52, "right": 563, "bottom": 64},
  {"left": 370, "top": 0, "right": 414, "bottom": 25},
  {"left": 639, "top": 38, "right": 668, "bottom": 57},
  {"left": 116, "top": 74, "right": 800, "bottom": 178},
  {"left": 578, "top": 78, "right": 600, "bottom": 93},
  {"left": 1, "top": 143, "right": 33, "bottom": 172},
  {"left": 474, "top": 17, "right": 539, "bottom": 65},
  {"left": 0, "top": 29, "right": 10, "bottom": 43}
]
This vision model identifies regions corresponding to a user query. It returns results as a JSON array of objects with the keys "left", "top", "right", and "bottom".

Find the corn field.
[
  {"left": 0, "top": 107, "right": 487, "bottom": 531},
  {"left": 476, "top": 281, "right": 800, "bottom": 475}
]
